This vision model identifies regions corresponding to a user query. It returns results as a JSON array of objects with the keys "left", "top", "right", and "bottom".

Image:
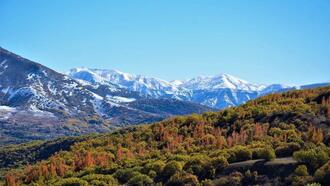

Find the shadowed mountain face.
[{"left": 0, "top": 47, "right": 213, "bottom": 144}]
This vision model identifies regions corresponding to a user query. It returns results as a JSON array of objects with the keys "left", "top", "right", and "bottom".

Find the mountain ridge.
[
  {"left": 0, "top": 47, "right": 213, "bottom": 144},
  {"left": 69, "top": 67, "right": 329, "bottom": 109}
]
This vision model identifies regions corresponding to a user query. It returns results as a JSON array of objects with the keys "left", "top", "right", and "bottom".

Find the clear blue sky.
[{"left": 1, "top": 0, "right": 329, "bottom": 85}]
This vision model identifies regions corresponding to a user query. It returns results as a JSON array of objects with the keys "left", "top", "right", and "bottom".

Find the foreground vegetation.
[{"left": 1, "top": 86, "right": 330, "bottom": 185}]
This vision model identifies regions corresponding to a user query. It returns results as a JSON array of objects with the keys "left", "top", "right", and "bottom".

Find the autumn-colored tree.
[
  {"left": 49, "top": 161, "right": 57, "bottom": 177},
  {"left": 215, "top": 135, "right": 226, "bottom": 148},
  {"left": 307, "top": 126, "right": 324, "bottom": 144},
  {"left": 73, "top": 153, "right": 84, "bottom": 171},
  {"left": 24, "top": 165, "right": 35, "bottom": 183},
  {"left": 213, "top": 127, "right": 222, "bottom": 137},
  {"left": 193, "top": 122, "right": 205, "bottom": 138},
  {"left": 40, "top": 164, "right": 49, "bottom": 178},
  {"left": 95, "top": 153, "right": 109, "bottom": 167},
  {"left": 227, "top": 136, "right": 233, "bottom": 147},
  {"left": 84, "top": 151, "right": 94, "bottom": 168},
  {"left": 321, "top": 96, "right": 330, "bottom": 117},
  {"left": 57, "top": 160, "right": 67, "bottom": 177},
  {"left": 5, "top": 173, "right": 17, "bottom": 186},
  {"left": 254, "top": 123, "right": 268, "bottom": 139},
  {"left": 200, "top": 134, "right": 216, "bottom": 146},
  {"left": 117, "top": 146, "right": 124, "bottom": 160}
]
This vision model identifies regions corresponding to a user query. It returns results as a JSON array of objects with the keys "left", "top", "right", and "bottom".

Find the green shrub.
[
  {"left": 81, "top": 174, "right": 117, "bottom": 185},
  {"left": 161, "top": 161, "right": 183, "bottom": 181},
  {"left": 275, "top": 143, "right": 301, "bottom": 157},
  {"left": 165, "top": 172, "right": 199, "bottom": 186},
  {"left": 54, "top": 177, "right": 89, "bottom": 186},
  {"left": 89, "top": 180, "right": 107, "bottom": 186},
  {"left": 294, "top": 165, "right": 309, "bottom": 176},
  {"left": 227, "top": 146, "right": 252, "bottom": 163},
  {"left": 253, "top": 147, "right": 276, "bottom": 161},
  {"left": 114, "top": 168, "right": 141, "bottom": 184},
  {"left": 211, "top": 156, "right": 229, "bottom": 174},
  {"left": 184, "top": 155, "right": 215, "bottom": 180},
  {"left": 142, "top": 160, "right": 165, "bottom": 175},
  {"left": 293, "top": 149, "right": 329, "bottom": 170},
  {"left": 127, "top": 174, "right": 153, "bottom": 186}
]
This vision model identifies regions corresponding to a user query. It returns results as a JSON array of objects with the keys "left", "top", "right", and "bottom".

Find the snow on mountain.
[
  {"left": 0, "top": 47, "right": 212, "bottom": 144},
  {"left": 68, "top": 68, "right": 293, "bottom": 109},
  {"left": 181, "top": 73, "right": 264, "bottom": 91},
  {"left": 68, "top": 68, "right": 191, "bottom": 99}
]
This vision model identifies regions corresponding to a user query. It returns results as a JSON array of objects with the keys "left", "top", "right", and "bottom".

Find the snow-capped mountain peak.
[
  {"left": 68, "top": 67, "right": 329, "bottom": 109},
  {"left": 181, "top": 73, "right": 263, "bottom": 92},
  {"left": 68, "top": 68, "right": 190, "bottom": 98}
]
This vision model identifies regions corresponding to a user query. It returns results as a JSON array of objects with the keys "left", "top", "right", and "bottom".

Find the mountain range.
[
  {"left": 0, "top": 47, "right": 329, "bottom": 144},
  {"left": 68, "top": 68, "right": 328, "bottom": 109},
  {"left": 0, "top": 47, "right": 211, "bottom": 144}
]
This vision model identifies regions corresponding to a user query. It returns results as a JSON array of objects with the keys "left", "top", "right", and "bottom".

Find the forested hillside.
[{"left": 2, "top": 86, "right": 330, "bottom": 186}]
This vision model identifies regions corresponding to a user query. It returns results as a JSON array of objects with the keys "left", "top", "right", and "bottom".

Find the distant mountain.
[
  {"left": 69, "top": 68, "right": 328, "bottom": 109},
  {"left": 0, "top": 47, "right": 212, "bottom": 144},
  {"left": 68, "top": 68, "right": 192, "bottom": 100}
]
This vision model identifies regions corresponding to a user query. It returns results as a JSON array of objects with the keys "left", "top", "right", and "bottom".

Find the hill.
[{"left": 1, "top": 86, "right": 330, "bottom": 185}]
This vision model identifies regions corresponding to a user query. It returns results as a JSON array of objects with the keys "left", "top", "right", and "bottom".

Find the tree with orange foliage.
[
  {"left": 117, "top": 146, "right": 124, "bottom": 160},
  {"left": 73, "top": 153, "right": 84, "bottom": 171},
  {"left": 95, "top": 153, "right": 109, "bottom": 167},
  {"left": 215, "top": 135, "right": 226, "bottom": 148},
  {"left": 254, "top": 123, "right": 269, "bottom": 139},
  {"left": 5, "top": 173, "right": 17, "bottom": 186},
  {"left": 307, "top": 126, "right": 324, "bottom": 144},
  {"left": 321, "top": 96, "right": 330, "bottom": 118},
  {"left": 40, "top": 164, "right": 49, "bottom": 178},
  {"left": 193, "top": 122, "right": 205, "bottom": 138},
  {"left": 57, "top": 160, "right": 67, "bottom": 177},
  {"left": 49, "top": 161, "right": 57, "bottom": 177},
  {"left": 200, "top": 134, "right": 216, "bottom": 146},
  {"left": 227, "top": 136, "right": 233, "bottom": 147},
  {"left": 84, "top": 151, "right": 94, "bottom": 168}
]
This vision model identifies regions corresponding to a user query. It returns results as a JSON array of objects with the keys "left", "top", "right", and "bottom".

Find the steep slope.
[
  {"left": 2, "top": 86, "right": 330, "bottom": 185},
  {"left": 0, "top": 47, "right": 213, "bottom": 144}
]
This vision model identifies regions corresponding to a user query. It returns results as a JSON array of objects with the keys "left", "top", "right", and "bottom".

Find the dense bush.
[
  {"left": 293, "top": 148, "right": 329, "bottom": 171},
  {"left": 81, "top": 174, "right": 117, "bottom": 185},
  {"left": 275, "top": 142, "right": 301, "bottom": 157},
  {"left": 294, "top": 165, "right": 309, "bottom": 176},
  {"left": 160, "top": 161, "right": 183, "bottom": 181},
  {"left": 114, "top": 168, "right": 141, "bottom": 184},
  {"left": 166, "top": 172, "right": 199, "bottom": 186},
  {"left": 127, "top": 174, "right": 153, "bottom": 186},
  {"left": 54, "top": 177, "right": 89, "bottom": 186},
  {"left": 227, "top": 146, "right": 252, "bottom": 163},
  {"left": 183, "top": 155, "right": 215, "bottom": 180},
  {"left": 252, "top": 147, "right": 276, "bottom": 161},
  {"left": 211, "top": 156, "right": 229, "bottom": 174}
]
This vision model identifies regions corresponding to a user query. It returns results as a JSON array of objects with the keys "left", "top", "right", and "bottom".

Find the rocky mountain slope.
[{"left": 0, "top": 47, "right": 212, "bottom": 144}]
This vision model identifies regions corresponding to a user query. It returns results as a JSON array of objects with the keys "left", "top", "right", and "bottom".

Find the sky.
[{"left": 0, "top": 0, "right": 329, "bottom": 85}]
